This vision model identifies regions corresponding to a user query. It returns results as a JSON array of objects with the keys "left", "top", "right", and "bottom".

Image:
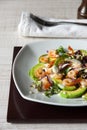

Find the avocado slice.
[
  {"left": 60, "top": 86, "right": 87, "bottom": 98},
  {"left": 52, "top": 78, "right": 63, "bottom": 89},
  {"left": 29, "top": 63, "right": 44, "bottom": 81},
  {"left": 63, "top": 86, "right": 77, "bottom": 91},
  {"left": 82, "top": 92, "right": 87, "bottom": 100},
  {"left": 81, "top": 50, "right": 87, "bottom": 56}
]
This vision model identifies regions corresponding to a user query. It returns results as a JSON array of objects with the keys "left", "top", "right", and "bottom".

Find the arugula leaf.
[
  {"left": 55, "top": 54, "right": 69, "bottom": 66},
  {"left": 44, "top": 84, "right": 61, "bottom": 97},
  {"left": 56, "top": 46, "right": 66, "bottom": 55}
]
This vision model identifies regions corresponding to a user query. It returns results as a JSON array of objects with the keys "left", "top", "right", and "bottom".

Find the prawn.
[
  {"left": 35, "top": 68, "right": 46, "bottom": 79},
  {"left": 80, "top": 79, "right": 87, "bottom": 87},
  {"left": 67, "top": 69, "right": 78, "bottom": 79},
  {"left": 48, "top": 50, "right": 57, "bottom": 58},
  {"left": 62, "top": 78, "right": 74, "bottom": 86},
  {"left": 62, "top": 78, "right": 81, "bottom": 86},
  {"left": 68, "top": 45, "right": 74, "bottom": 55},
  {"left": 41, "top": 76, "right": 51, "bottom": 90}
]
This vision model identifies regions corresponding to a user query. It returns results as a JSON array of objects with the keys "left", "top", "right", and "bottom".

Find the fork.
[{"left": 30, "top": 13, "right": 87, "bottom": 27}]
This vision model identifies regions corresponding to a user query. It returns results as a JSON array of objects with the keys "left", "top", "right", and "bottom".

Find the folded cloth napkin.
[{"left": 18, "top": 12, "right": 87, "bottom": 38}]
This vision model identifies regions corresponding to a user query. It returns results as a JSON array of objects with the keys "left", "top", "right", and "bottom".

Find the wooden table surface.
[{"left": 1, "top": 0, "right": 87, "bottom": 130}]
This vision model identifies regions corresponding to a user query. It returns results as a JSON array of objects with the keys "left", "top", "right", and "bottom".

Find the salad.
[{"left": 29, "top": 45, "right": 87, "bottom": 100}]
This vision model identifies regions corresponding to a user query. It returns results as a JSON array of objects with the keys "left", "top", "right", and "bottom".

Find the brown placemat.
[{"left": 7, "top": 47, "right": 87, "bottom": 123}]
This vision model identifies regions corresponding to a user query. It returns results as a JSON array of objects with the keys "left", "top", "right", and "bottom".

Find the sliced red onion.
[
  {"left": 59, "top": 61, "right": 71, "bottom": 72},
  {"left": 46, "top": 75, "right": 53, "bottom": 85}
]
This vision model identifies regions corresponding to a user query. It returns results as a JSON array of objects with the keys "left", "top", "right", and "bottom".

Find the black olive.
[
  {"left": 74, "top": 50, "right": 82, "bottom": 60},
  {"left": 75, "top": 50, "right": 82, "bottom": 55},
  {"left": 76, "top": 70, "right": 83, "bottom": 78},
  {"left": 77, "top": 69, "right": 87, "bottom": 79},
  {"left": 81, "top": 72, "right": 87, "bottom": 79},
  {"left": 81, "top": 56, "right": 87, "bottom": 66}
]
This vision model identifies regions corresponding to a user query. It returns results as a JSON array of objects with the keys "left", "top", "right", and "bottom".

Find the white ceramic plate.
[{"left": 13, "top": 39, "right": 87, "bottom": 106}]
